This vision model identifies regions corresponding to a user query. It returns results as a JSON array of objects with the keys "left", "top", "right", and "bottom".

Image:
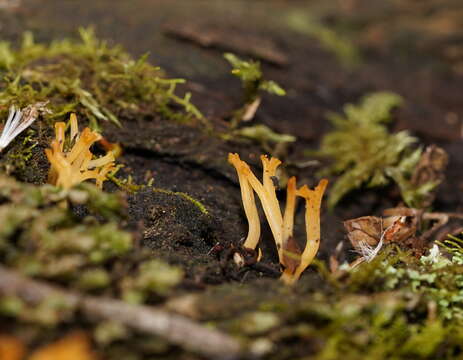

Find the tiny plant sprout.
[
  {"left": 45, "top": 113, "right": 116, "bottom": 190},
  {"left": 0, "top": 102, "right": 49, "bottom": 152},
  {"left": 224, "top": 53, "right": 286, "bottom": 125},
  {"left": 229, "top": 153, "right": 328, "bottom": 284}
]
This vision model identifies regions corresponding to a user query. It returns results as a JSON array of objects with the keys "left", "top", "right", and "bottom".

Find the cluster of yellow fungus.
[
  {"left": 229, "top": 153, "right": 328, "bottom": 285},
  {"left": 45, "top": 114, "right": 115, "bottom": 190}
]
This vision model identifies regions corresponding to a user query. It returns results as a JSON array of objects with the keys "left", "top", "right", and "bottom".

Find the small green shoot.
[
  {"left": 0, "top": 28, "right": 204, "bottom": 129},
  {"left": 224, "top": 53, "right": 285, "bottom": 125},
  {"left": 438, "top": 234, "right": 463, "bottom": 263}
]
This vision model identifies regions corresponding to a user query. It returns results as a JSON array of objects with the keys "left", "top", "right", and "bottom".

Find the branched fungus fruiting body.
[
  {"left": 45, "top": 114, "right": 115, "bottom": 190},
  {"left": 281, "top": 179, "right": 328, "bottom": 285},
  {"left": 228, "top": 153, "right": 328, "bottom": 284}
]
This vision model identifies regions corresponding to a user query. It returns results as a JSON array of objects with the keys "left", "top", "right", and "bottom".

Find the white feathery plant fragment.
[
  {"left": 357, "top": 235, "right": 384, "bottom": 263},
  {"left": 357, "top": 219, "right": 389, "bottom": 262},
  {"left": 0, "top": 102, "right": 49, "bottom": 152}
]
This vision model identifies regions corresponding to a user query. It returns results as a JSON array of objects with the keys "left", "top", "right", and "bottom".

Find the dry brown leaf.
[
  {"left": 344, "top": 214, "right": 418, "bottom": 255},
  {"left": 344, "top": 216, "right": 382, "bottom": 248},
  {"left": 281, "top": 236, "right": 302, "bottom": 274}
]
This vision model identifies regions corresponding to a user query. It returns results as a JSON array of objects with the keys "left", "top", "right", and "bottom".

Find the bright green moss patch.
[
  {"left": 0, "top": 174, "right": 132, "bottom": 283},
  {"left": 0, "top": 28, "right": 203, "bottom": 130},
  {"left": 345, "top": 245, "right": 463, "bottom": 322},
  {"left": 314, "top": 92, "right": 439, "bottom": 209},
  {"left": 121, "top": 259, "right": 184, "bottom": 304},
  {"left": 0, "top": 175, "right": 192, "bottom": 336}
]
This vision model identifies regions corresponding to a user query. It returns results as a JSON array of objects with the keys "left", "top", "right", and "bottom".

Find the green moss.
[
  {"left": 0, "top": 28, "right": 207, "bottom": 178},
  {"left": 345, "top": 245, "right": 463, "bottom": 322},
  {"left": 314, "top": 92, "right": 436, "bottom": 209},
  {"left": 0, "top": 28, "right": 204, "bottom": 130},
  {"left": 76, "top": 268, "right": 111, "bottom": 290},
  {"left": 121, "top": 259, "right": 184, "bottom": 304},
  {"left": 3, "top": 129, "right": 38, "bottom": 172},
  {"left": 233, "top": 311, "right": 280, "bottom": 335},
  {"left": 0, "top": 296, "right": 24, "bottom": 316},
  {"left": 0, "top": 174, "right": 133, "bottom": 281},
  {"left": 183, "top": 242, "right": 463, "bottom": 359},
  {"left": 106, "top": 169, "right": 152, "bottom": 194},
  {"left": 152, "top": 188, "right": 208, "bottom": 215}
]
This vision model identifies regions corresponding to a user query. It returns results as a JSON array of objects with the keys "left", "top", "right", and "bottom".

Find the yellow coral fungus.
[
  {"left": 281, "top": 179, "right": 328, "bottom": 285},
  {"left": 228, "top": 153, "right": 328, "bottom": 284},
  {"left": 45, "top": 114, "right": 115, "bottom": 189},
  {"left": 228, "top": 153, "right": 261, "bottom": 250}
]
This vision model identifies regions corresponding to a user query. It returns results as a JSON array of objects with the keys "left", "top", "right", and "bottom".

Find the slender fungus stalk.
[
  {"left": 281, "top": 176, "right": 298, "bottom": 271},
  {"left": 282, "top": 177, "right": 297, "bottom": 249},
  {"left": 229, "top": 153, "right": 261, "bottom": 250},
  {"left": 281, "top": 179, "right": 328, "bottom": 285}
]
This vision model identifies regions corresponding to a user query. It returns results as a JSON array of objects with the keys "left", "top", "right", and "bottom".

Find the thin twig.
[{"left": 0, "top": 265, "right": 243, "bottom": 360}]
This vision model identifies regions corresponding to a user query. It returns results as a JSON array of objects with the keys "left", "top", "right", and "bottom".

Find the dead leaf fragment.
[
  {"left": 281, "top": 236, "right": 302, "bottom": 274},
  {"left": 344, "top": 216, "right": 382, "bottom": 248},
  {"left": 345, "top": 214, "right": 418, "bottom": 254}
]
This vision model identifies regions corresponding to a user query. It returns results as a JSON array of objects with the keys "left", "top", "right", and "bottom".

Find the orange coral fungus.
[
  {"left": 281, "top": 179, "right": 328, "bottom": 284},
  {"left": 45, "top": 114, "right": 115, "bottom": 189},
  {"left": 0, "top": 335, "right": 25, "bottom": 360},
  {"left": 0, "top": 332, "right": 96, "bottom": 360},
  {"left": 228, "top": 153, "right": 261, "bottom": 250},
  {"left": 228, "top": 153, "right": 328, "bottom": 284},
  {"left": 29, "top": 332, "right": 97, "bottom": 360}
]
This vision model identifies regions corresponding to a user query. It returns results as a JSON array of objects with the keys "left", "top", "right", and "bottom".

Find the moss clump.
[
  {"left": 0, "top": 28, "right": 203, "bottom": 130},
  {"left": 315, "top": 92, "right": 437, "bottom": 209},
  {"left": 0, "top": 175, "right": 132, "bottom": 287},
  {"left": 190, "top": 245, "right": 463, "bottom": 359},
  {"left": 346, "top": 245, "right": 463, "bottom": 322},
  {"left": 3, "top": 129, "right": 38, "bottom": 172},
  {"left": 121, "top": 260, "right": 184, "bottom": 304}
]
